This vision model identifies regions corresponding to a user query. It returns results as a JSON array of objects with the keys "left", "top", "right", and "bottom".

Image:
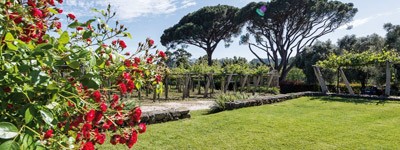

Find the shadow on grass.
[{"left": 310, "top": 96, "right": 386, "bottom": 105}]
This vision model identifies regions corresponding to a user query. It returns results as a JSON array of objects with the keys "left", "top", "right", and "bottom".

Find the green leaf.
[
  {"left": 0, "top": 140, "right": 19, "bottom": 150},
  {"left": 135, "top": 81, "right": 142, "bottom": 90},
  {"left": 123, "top": 32, "right": 133, "bottom": 39},
  {"left": 36, "top": 43, "right": 53, "bottom": 50},
  {"left": 0, "top": 122, "right": 18, "bottom": 139},
  {"left": 6, "top": 42, "right": 18, "bottom": 51},
  {"left": 39, "top": 110, "right": 54, "bottom": 126},
  {"left": 20, "top": 133, "right": 33, "bottom": 149},
  {"left": 47, "top": 7, "right": 58, "bottom": 14},
  {"left": 68, "top": 22, "right": 82, "bottom": 28},
  {"left": 82, "top": 31, "right": 93, "bottom": 39},
  {"left": 25, "top": 108, "right": 33, "bottom": 124},
  {"left": 67, "top": 61, "right": 80, "bottom": 69},
  {"left": 59, "top": 31, "right": 70, "bottom": 44},
  {"left": 81, "top": 78, "right": 101, "bottom": 89},
  {"left": 4, "top": 32, "right": 14, "bottom": 41}
]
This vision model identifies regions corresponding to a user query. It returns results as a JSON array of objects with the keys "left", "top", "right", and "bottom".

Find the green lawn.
[{"left": 99, "top": 97, "right": 400, "bottom": 149}]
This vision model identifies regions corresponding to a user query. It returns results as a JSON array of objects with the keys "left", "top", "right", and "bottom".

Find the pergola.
[{"left": 313, "top": 50, "right": 400, "bottom": 96}]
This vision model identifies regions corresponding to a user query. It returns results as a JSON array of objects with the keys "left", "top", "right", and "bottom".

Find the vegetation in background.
[{"left": 238, "top": 0, "right": 357, "bottom": 81}]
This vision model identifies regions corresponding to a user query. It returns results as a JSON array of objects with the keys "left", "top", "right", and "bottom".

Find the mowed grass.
[{"left": 99, "top": 97, "right": 400, "bottom": 149}]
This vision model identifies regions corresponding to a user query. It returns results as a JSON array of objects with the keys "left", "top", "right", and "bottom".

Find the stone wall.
[{"left": 140, "top": 108, "right": 191, "bottom": 125}]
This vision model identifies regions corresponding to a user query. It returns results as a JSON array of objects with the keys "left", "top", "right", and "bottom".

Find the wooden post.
[
  {"left": 153, "top": 88, "right": 156, "bottom": 102},
  {"left": 385, "top": 61, "right": 391, "bottom": 96},
  {"left": 313, "top": 66, "right": 329, "bottom": 93},
  {"left": 204, "top": 74, "right": 211, "bottom": 98},
  {"left": 197, "top": 76, "right": 201, "bottom": 94},
  {"left": 267, "top": 73, "right": 273, "bottom": 88},
  {"left": 240, "top": 75, "right": 248, "bottom": 93},
  {"left": 210, "top": 74, "right": 215, "bottom": 94},
  {"left": 233, "top": 75, "right": 237, "bottom": 92},
  {"left": 224, "top": 74, "right": 233, "bottom": 93},
  {"left": 340, "top": 68, "right": 354, "bottom": 95},
  {"left": 256, "top": 75, "right": 262, "bottom": 93},
  {"left": 164, "top": 75, "right": 169, "bottom": 100}
]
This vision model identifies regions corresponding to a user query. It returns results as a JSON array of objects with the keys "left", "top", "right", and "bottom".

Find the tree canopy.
[
  {"left": 384, "top": 23, "right": 400, "bottom": 51},
  {"left": 238, "top": 0, "right": 357, "bottom": 81},
  {"left": 161, "top": 5, "right": 243, "bottom": 66}
]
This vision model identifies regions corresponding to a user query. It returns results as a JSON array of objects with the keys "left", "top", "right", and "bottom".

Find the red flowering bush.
[{"left": 0, "top": 1, "right": 166, "bottom": 149}]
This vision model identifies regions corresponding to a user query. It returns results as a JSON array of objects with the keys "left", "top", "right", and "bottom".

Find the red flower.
[
  {"left": 132, "top": 107, "right": 142, "bottom": 122},
  {"left": 119, "top": 136, "right": 127, "bottom": 144},
  {"left": 112, "top": 40, "right": 117, "bottom": 45},
  {"left": 102, "top": 44, "right": 108, "bottom": 48},
  {"left": 100, "top": 102, "right": 107, "bottom": 112},
  {"left": 155, "top": 74, "right": 162, "bottom": 83},
  {"left": 158, "top": 50, "right": 166, "bottom": 58},
  {"left": 85, "top": 109, "right": 96, "bottom": 122},
  {"left": 119, "top": 83, "right": 127, "bottom": 94},
  {"left": 76, "top": 26, "right": 83, "bottom": 31},
  {"left": 127, "top": 80, "right": 135, "bottom": 93},
  {"left": 93, "top": 111, "right": 103, "bottom": 124},
  {"left": 67, "top": 13, "right": 76, "bottom": 20},
  {"left": 105, "top": 60, "right": 111, "bottom": 66},
  {"left": 124, "top": 59, "right": 131, "bottom": 67},
  {"left": 139, "top": 123, "right": 146, "bottom": 134},
  {"left": 86, "top": 38, "right": 92, "bottom": 44},
  {"left": 124, "top": 52, "right": 130, "bottom": 56},
  {"left": 27, "top": 0, "right": 36, "bottom": 7},
  {"left": 57, "top": 8, "right": 63, "bottom": 14},
  {"left": 48, "top": 0, "right": 55, "bottom": 6},
  {"left": 57, "top": 0, "right": 63, "bottom": 4},
  {"left": 96, "top": 133, "right": 106, "bottom": 145},
  {"left": 92, "top": 90, "right": 101, "bottom": 103},
  {"left": 82, "top": 123, "right": 92, "bottom": 139},
  {"left": 102, "top": 120, "right": 112, "bottom": 130},
  {"left": 148, "top": 39, "right": 154, "bottom": 46},
  {"left": 9, "top": 13, "right": 22, "bottom": 24},
  {"left": 146, "top": 57, "right": 153, "bottom": 64},
  {"left": 119, "top": 40, "right": 127, "bottom": 49},
  {"left": 82, "top": 141, "right": 94, "bottom": 150},
  {"left": 32, "top": 8, "right": 43, "bottom": 18},
  {"left": 116, "top": 119, "right": 124, "bottom": 125},
  {"left": 110, "top": 134, "right": 121, "bottom": 145},
  {"left": 112, "top": 94, "right": 119, "bottom": 103},
  {"left": 126, "top": 130, "right": 138, "bottom": 148},
  {"left": 54, "top": 21, "right": 61, "bottom": 29},
  {"left": 134, "top": 57, "right": 141, "bottom": 64},
  {"left": 68, "top": 100, "right": 75, "bottom": 107},
  {"left": 3, "top": 87, "right": 11, "bottom": 93},
  {"left": 123, "top": 72, "right": 131, "bottom": 80},
  {"left": 5, "top": 2, "right": 11, "bottom": 7},
  {"left": 44, "top": 129, "right": 53, "bottom": 139}
]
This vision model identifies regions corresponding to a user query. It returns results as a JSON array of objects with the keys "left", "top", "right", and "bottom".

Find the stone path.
[{"left": 141, "top": 100, "right": 215, "bottom": 112}]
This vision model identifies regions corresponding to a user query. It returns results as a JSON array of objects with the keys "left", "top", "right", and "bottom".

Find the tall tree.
[
  {"left": 238, "top": 0, "right": 357, "bottom": 82},
  {"left": 161, "top": 5, "right": 243, "bottom": 66},
  {"left": 165, "top": 48, "right": 192, "bottom": 68},
  {"left": 384, "top": 23, "right": 400, "bottom": 51}
]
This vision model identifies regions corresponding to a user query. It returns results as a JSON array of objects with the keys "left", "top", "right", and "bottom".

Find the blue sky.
[{"left": 62, "top": 0, "right": 400, "bottom": 60}]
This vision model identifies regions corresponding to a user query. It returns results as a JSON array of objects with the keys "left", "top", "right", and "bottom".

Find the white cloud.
[
  {"left": 339, "top": 8, "right": 400, "bottom": 30},
  {"left": 62, "top": 0, "right": 196, "bottom": 20},
  {"left": 181, "top": 0, "right": 196, "bottom": 9},
  {"left": 339, "top": 17, "right": 372, "bottom": 30}
]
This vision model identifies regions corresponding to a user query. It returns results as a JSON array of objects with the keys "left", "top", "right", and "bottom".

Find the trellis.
[
  {"left": 315, "top": 50, "right": 400, "bottom": 96},
  {"left": 164, "top": 70, "right": 280, "bottom": 99}
]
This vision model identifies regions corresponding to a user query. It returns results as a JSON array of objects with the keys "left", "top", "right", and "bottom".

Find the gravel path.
[{"left": 141, "top": 100, "right": 215, "bottom": 112}]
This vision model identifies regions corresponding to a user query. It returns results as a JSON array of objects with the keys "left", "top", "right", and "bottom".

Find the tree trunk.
[{"left": 207, "top": 51, "right": 213, "bottom": 66}]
